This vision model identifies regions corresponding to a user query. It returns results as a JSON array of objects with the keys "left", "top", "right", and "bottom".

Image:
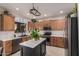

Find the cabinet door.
[
  {"left": 3, "top": 40, "right": 12, "bottom": 56},
  {"left": 22, "top": 36, "right": 29, "bottom": 42},
  {"left": 41, "top": 41, "right": 46, "bottom": 56},
  {"left": 54, "top": 20, "right": 65, "bottom": 30},
  {"left": 3, "top": 15, "right": 14, "bottom": 31},
  {"left": 12, "top": 39, "right": 21, "bottom": 53},
  {"left": 51, "top": 37, "right": 65, "bottom": 48}
]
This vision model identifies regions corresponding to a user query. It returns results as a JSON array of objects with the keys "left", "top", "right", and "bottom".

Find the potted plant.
[
  {"left": 67, "top": 4, "right": 77, "bottom": 18},
  {"left": 31, "top": 19, "right": 37, "bottom": 23},
  {"left": 30, "top": 29, "right": 40, "bottom": 41}
]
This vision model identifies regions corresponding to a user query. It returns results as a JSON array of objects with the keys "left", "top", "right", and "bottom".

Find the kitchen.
[{"left": 0, "top": 3, "right": 77, "bottom": 56}]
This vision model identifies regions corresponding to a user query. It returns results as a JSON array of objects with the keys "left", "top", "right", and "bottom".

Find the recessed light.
[
  {"left": 33, "top": 16, "right": 36, "bottom": 18},
  {"left": 16, "top": 8, "right": 19, "bottom": 11},
  {"left": 60, "top": 10, "right": 63, "bottom": 14},
  {"left": 27, "top": 13, "right": 30, "bottom": 15},
  {"left": 44, "top": 14, "right": 47, "bottom": 17}
]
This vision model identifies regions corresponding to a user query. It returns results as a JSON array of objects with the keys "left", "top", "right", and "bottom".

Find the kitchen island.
[{"left": 20, "top": 38, "right": 46, "bottom": 56}]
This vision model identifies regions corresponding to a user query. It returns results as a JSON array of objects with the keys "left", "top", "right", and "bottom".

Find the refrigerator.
[{"left": 67, "top": 16, "right": 78, "bottom": 56}]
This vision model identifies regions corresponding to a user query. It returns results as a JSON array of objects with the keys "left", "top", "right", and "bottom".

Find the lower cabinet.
[
  {"left": 2, "top": 36, "right": 29, "bottom": 56},
  {"left": 3, "top": 40, "right": 12, "bottom": 56},
  {"left": 12, "top": 38, "right": 21, "bottom": 53},
  {"left": 40, "top": 41, "right": 46, "bottom": 56},
  {"left": 50, "top": 37, "right": 65, "bottom": 48}
]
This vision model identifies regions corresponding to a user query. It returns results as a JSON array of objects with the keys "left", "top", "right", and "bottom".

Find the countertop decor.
[
  {"left": 30, "top": 29, "right": 40, "bottom": 41},
  {"left": 67, "top": 3, "right": 77, "bottom": 18},
  {"left": 31, "top": 19, "right": 37, "bottom": 23}
]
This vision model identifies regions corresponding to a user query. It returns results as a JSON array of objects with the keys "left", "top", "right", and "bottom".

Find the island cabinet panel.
[
  {"left": 3, "top": 40, "right": 12, "bottom": 56},
  {"left": 50, "top": 37, "right": 65, "bottom": 48},
  {"left": 0, "top": 15, "right": 14, "bottom": 31}
]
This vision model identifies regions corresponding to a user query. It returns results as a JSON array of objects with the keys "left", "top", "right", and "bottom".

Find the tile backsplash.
[
  {"left": 0, "top": 31, "right": 14, "bottom": 40},
  {"left": 39, "top": 31, "right": 66, "bottom": 37},
  {"left": 0, "top": 30, "right": 66, "bottom": 40},
  {"left": 0, "top": 31, "right": 27, "bottom": 40}
]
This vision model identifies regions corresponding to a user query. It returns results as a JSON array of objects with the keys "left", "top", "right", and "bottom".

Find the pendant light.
[{"left": 30, "top": 3, "right": 41, "bottom": 16}]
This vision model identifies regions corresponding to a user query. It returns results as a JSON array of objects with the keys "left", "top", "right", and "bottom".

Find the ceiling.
[{"left": 0, "top": 3, "right": 75, "bottom": 20}]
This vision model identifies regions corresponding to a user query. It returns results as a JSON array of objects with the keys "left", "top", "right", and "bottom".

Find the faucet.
[{"left": 14, "top": 34, "right": 16, "bottom": 37}]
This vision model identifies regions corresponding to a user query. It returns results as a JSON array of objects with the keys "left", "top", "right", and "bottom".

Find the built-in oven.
[{"left": 43, "top": 26, "right": 52, "bottom": 43}]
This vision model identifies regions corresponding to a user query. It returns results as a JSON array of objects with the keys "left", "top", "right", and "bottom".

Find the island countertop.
[{"left": 20, "top": 38, "right": 46, "bottom": 48}]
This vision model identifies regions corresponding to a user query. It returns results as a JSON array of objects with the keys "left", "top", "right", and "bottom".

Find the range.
[{"left": 43, "top": 26, "right": 52, "bottom": 43}]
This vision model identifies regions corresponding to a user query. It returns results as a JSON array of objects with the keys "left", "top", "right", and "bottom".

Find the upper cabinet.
[
  {"left": 50, "top": 20, "right": 66, "bottom": 30},
  {"left": 28, "top": 19, "right": 66, "bottom": 31},
  {"left": 0, "top": 14, "right": 14, "bottom": 31}
]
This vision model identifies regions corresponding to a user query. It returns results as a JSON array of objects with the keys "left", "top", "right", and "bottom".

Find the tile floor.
[
  {"left": 11, "top": 46, "right": 66, "bottom": 56},
  {"left": 46, "top": 46, "right": 66, "bottom": 56}
]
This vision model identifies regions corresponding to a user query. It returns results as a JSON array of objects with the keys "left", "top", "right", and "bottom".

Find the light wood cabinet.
[
  {"left": 3, "top": 40, "right": 12, "bottom": 56},
  {"left": 51, "top": 20, "right": 66, "bottom": 30},
  {"left": 50, "top": 37, "right": 65, "bottom": 48},
  {"left": 0, "top": 14, "right": 14, "bottom": 31},
  {"left": 21, "top": 36, "right": 29, "bottom": 42},
  {"left": 28, "top": 19, "right": 66, "bottom": 31},
  {"left": 2, "top": 36, "right": 30, "bottom": 56}
]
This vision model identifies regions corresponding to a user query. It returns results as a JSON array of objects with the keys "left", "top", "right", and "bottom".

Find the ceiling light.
[
  {"left": 33, "top": 16, "right": 36, "bottom": 18},
  {"left": 60, "top": 10, "right": 63, "bottom": 14},
  {"left": 30, "top": 3, "right": 41, "bottom": 16},
  {"left": 44, "top": 14, "right": 47, "bottom": 17},
  {"left": 16, "top": 8, "right": 19, "bottom": 11},
  {"left": 27, "top": 13, "right": 30, "bottom": 15}
]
